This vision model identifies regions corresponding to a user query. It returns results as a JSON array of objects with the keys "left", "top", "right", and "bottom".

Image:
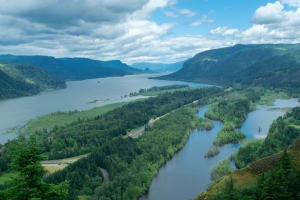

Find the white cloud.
[
  {"left": 164, "top": 11, "right": 179, "bottom": 18},
  {"left": 2, "top": 0, "right": 300, "bottom": 65},
  {"left": 189, "top": 15, "right": 214, "bottom": 26},
  {"left": 280, "top": 0, "right": 300, "bottom": 7},
  {"left": 178, "top": 9, "right": 196, "bottom": 17},
  {"left": 252, "top": 1, "right": 286, "bottom": 24},
  {"left": 163, "top": 8, "right": 196, "bottom": 18},
  {"left": 239, "top": 25, "right": 269, "bottom": 38},
  {"left": 210, "top": 26, "right": 238, "bottom": 36}
]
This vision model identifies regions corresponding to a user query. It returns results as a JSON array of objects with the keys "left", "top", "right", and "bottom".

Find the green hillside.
[
  {"left": 197, "top": 107, "right": 300, "bottom": 200},
  {"left": 0, "top": 55, "right": 143, "bottom": 81},
  {"left": 158, "top": 44, "right": 300, "bottom": 93},
  {"left": 0, "top": 62, "right": 66, "bottom": 100}
]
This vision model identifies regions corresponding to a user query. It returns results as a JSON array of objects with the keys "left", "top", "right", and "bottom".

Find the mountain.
[
  {"left": 0, "top": 55, "right": 143, "bottom": 81},
  {"left": 99, "top": 60, "right": 143, "bottom": 73},
  {"left": 0, "top": 62, "right": 66, "bottom": 100},
  {"left": 157, "top": 44, "right": 300, "bottom": 91},
  {"left": 131, "top": 60, "right": 187, "bottom": 72}
]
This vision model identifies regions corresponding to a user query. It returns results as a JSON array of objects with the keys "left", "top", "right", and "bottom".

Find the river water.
[
  {"left": 0, "top": 73, "right": 209, "bottom": 144},
  {"left": 139, "top": 99, "right": 300, "bottom": 200}
]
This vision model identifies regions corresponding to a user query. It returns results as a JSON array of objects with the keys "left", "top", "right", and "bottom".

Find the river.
[
  {"left": 0, "top": 73, "right": 209, "bottom": 144},
  {"left": 139, "top": 99, "right": 300, "bottom": 200}
]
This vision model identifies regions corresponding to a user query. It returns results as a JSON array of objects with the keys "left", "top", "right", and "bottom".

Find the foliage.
[
  {"left": 45, "top": 107, "right": 203, "bottom": 199},
  {"left": 204, "top": 99, "right": 250, "bottom": 146},
  {"left": 0, "top": 137, "right": 69, "bottom": 200},
  {"left": 205, "top": 146, "right": 220, "bottom": 158},
  {"left": 18, "top": 102, "right": 129, "bottom": 137},
  {"left": 30, "top": 87, "right": 221, "bottom": 160},
  {"left": 158, "top": 44, "right": 300, "bottom": 94},
  {"left": 129, "top": 84, "right": 190, "bottom": 96},
  {"left": 1, "top": 87, "right": 222, "bottom": 199},
  {"left": 0, "top": 62, "right": 66, "bottom": 100},
  {"left": 234, "top": 140, "right": 264, "bottom": 169},
  {"left": 208, "top": 159, "right": 233, "bottom": 189},
  {"left": 234, "top": 107, "right": 300, "bottom": 169},
  {"left": 206, "top": 150, "right": 300, "bottom": 200},
  {"left": 213, "top": 126, "right": 246, "bottom": 147},
  {"left": 0, "top": 55, "right": 142, "bottom": 81},
  {"left": 256, "top": 90, "right": 289, "bottom": 105},
  {"left": 205, "top": 99, "right": 252, "bottom": 128}
]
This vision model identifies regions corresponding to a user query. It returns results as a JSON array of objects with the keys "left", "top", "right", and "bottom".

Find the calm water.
[
  {"left": 0, "top": 73, "right": 209, "bottom": 144},
  {"left": 140, "top": 99, "right": 300, "bottom": 200}
]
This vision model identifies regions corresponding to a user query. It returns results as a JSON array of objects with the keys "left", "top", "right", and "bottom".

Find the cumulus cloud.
[
  {"left": 210, "top": 27, "right": 239, "bottom": 36},
  {"left": 239, "top": 25, "right": 269, "bottom": 38},
  {"left": 252, "top": 1, "right": 286, "bottom": 24},
  {"left": 2, "top": 0, "right": 300, "bottom": 64},
  {"left": 280, "top": 0, "right": 300, "bottom": 7}
]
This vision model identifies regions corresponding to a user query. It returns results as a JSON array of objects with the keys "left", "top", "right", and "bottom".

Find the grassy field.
[
  {"left": 42, "top": 154, "right": 89, "bottom": 174},
  {"left": 0, "top": 172, "right": 17, "bottom": 185},
  {"left": 256, "top": 91, "right": 289, "bottom": 105},
  {"left": 18, "top": 102, "right": 129, "bottom": 136}
]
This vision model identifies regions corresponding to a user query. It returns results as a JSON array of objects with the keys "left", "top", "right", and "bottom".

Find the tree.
[{"left": 0, "top": 137, "right": 69, "bottom": 200}]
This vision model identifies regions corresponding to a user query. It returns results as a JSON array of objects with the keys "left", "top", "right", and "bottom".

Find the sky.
[{"left": 0, "top": 0, "right": 300, "bottom": 64}]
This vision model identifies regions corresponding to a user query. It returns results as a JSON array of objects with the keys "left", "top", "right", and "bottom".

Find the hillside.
[
  {"left": 0, "top": 62, "right": 66, "bottom": 100},
  {"left": 0, "top": 55, "right": 143, "bottom": 81},
  {"left": 197, "top": 106, "right": 300, "bottom": 200},
  {"left": 158, "top": 44, "right": 300, "bottom": 92},
  {"left": 131, "top": 60, "right": 187, "bottom": 72}
]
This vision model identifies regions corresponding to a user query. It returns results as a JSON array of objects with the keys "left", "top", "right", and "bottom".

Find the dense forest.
[
  {"left": 129, "top": 84, "right": 189, "bottom": 96},
  {"left": 234, "top": 106, "right": 300, "bottom": 169},
  {"left": 0, "top": 87, "right": 223, "bottom": 199},
  {"left": 198, "top": 106, "right": 300, "bottom": 199},
  {"left": 0, "top": 55, "right": 143, "bottom": 81},
  {"left": 201, "top": 149, "right": 300, "bottom": 200},
  {"left": 0, "top": 62, "right": 66, "bottom": 100},
  {"left": 157, "top": 44, "right": 300, "bottom": 94}
]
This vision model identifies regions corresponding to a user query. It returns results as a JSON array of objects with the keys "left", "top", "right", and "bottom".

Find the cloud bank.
[{"left": 0, "top": 0, "right": 300, "bottom": 64}]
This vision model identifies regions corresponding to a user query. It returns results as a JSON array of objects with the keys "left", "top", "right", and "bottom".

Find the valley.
[{"left": 1, "top": 44, "right": 300, "bottom": 200}]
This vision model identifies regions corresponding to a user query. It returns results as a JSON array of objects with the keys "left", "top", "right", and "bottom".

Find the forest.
[
  {"left": 158, "top": 44, "right": 300, "bottom": 95},
  {"left": 234, "top": 106, "right": 300, "bottom": 169},
  {"left": 0, "top": 62, "right": 66, "bottom": 100},
  {"left": 0, "top": 55, "right": 142, "bottom": 81},
  {"left": 0, "top": 87, "right": 222, "bottom": 199},
  {"left": 202, "top": 150, "right": 300, "bottom": 200},
  {"left": 198, "top": 106, "right": 300, "bottom": 200}
]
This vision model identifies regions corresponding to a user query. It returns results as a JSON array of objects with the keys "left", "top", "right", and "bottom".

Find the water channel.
[
  {"left": 0, "top": 73, "right": 209, "bottom": 144},
  {"left": 140, "top": 99, "right": 300, "bottom": 200}
]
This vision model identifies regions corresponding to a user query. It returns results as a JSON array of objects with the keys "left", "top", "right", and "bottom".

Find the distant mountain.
[
  {"left": 0, "top": 55, "right": 143, "bottom": 81},
  {"left": 0, "top": 62, "right": 66, "bottom": 100},
  {"left": 99, "top": 60, "right": 142, "bottom": 73},
  {"left": 131, "top": 60, "right": 187, "bottom": 72},
  {"left": 157, "top": 44, "right": 300, "bottom": 92}
]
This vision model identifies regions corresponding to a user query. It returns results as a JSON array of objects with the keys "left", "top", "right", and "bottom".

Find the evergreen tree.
[{"left": 0, "top": 137, "right": 69, "bottom": 200}]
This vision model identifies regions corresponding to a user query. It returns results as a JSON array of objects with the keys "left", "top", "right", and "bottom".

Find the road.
[
  {"left": 100, "top": 168, "right": 110, "bottom": 184},
  {"left": 129, "top": 122, "right": 154, "bottom": 139}
]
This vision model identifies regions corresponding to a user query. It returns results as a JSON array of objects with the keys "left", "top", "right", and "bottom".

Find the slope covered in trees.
[
  {"left": 197, "top": 106, "right": 300, "bottom": 200},
  {"left": 0, "top": 87, "right": 222, "bottom": 199},
  {"left": 0, "top": 55, "right": 143, "bottom": 81},
  {"left": 0, "top": 62, "right": 66, "bottom": 100},
  {"left": 158, "top": 44, "right": 300, "bottom": 93}
]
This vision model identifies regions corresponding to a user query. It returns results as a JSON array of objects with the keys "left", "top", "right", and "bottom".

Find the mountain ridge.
[
  {"left": 156, "top": 44, "right": 300, "bottom": 93},
  {"left": 0, "top": 55, "right": 143, "bottom": 81}
]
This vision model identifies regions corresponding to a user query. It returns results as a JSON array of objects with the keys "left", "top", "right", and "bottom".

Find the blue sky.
[{"left": 0, "top": 0, "right": 300, "bottom": 64}]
